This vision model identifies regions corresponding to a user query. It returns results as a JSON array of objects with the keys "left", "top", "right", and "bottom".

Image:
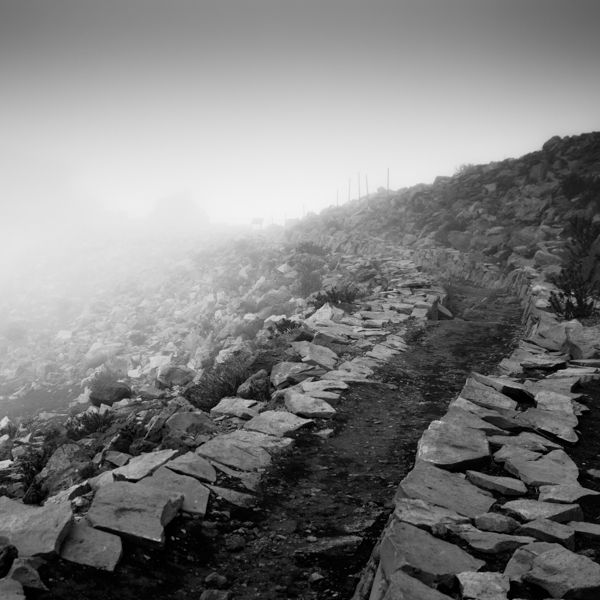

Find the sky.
[{"left": 1, "top": 0, "right": 599, "bottom": 226}]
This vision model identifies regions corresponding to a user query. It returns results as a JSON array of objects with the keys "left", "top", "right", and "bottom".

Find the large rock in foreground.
[
  {"left": 86, "top": 481, "right": 183, "bottom": 547},
  {"left": 59, "top": 520, "right": 123, "bottom": 571},
  {"left": 0, "top": 496, "right": 73, "bottom": 558}
]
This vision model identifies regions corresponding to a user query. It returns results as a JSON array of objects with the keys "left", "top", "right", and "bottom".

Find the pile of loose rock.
[{"left": 0, "top": 253, "right": 450, "bottom": 598}]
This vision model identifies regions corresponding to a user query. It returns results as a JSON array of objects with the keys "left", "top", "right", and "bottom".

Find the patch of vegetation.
[
  {"left": 454, "top": 163, "right": 477, "bottom": 177},
  {"left": 183, "top": 358, "right": 253, "bottom": 411},
  {"left": 89, "top": 369, "right": 127, "bottom": 400},
  {"left": 549, "top": 217, "right": 600, "bottom": 319},
  {"left": 561, "top": 173, "right": 600, "bottom": 204},
  {"left": 16, "top": 427, "right": 64, "bottom": 499},
  {"left": 295, "top": 241, "right": 329, "bottom": 256},
  {"left": 129, "top": 331, "right": 147, "bottom": 345},
  {"left": 308, "top": 284, "right": 363, "bottom": 309},
  {"left": 295, "top": 255, "right": 324, "bottom": 298},
  {"left": 66, "top": 410, "right": 115, "bottom": 441},
  {"left": 272, "top": 318, "right": 301, "bottom": 334}
]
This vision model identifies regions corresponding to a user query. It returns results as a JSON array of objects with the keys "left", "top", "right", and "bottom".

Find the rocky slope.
[{"left": 0, "top": 131, "right": 599, "bottom": 599}]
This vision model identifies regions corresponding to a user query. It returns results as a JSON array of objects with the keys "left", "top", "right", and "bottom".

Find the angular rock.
[
  {"left": 38, "top": 442, "right": 93, "bottom": 495},
  {"left": 516, "top": 408, "right": 578, "bottom": 443},
  {"left": 138, "top": 466, "right": 210, "bottom": 517},
  {"left": 493, "top": 444, "right": 542, "bottom": 465},
  {"left": 457, "top": 571, "right": 510, "bottom": 600},
  {"left": 487, "top": 431, "right": 562, "bottom": 453},
  {"left": 86, "top": 481, "right": 183, "bottom": 547},
  {"left": 502, "top": 499, "right": 583, "bottom": 523},
  {"left": 460, "top": 378, "right": 518, "bottom": 411},
  {"left": 524, "top": 547, "right": 600, "bottom": 598},
  {"left": 0, "top": 496, "right": 72, "bottom": 558},
  {"left": 539, "top": 484, "right": 600, "bottom": 505},
  {"left": 0, "top": 578, "right": 25, "bottom": 600},
  {"left": 291, "top": 342, "right": 339, "bottom": 371},
  {"left": 7, "top": 557, "right": 48, "bottom": 591},
  {"left": 112, "top": 449, "right": 180, "bottom": 482},
  {"left": 243, "top": 410, "right": 312, "bottom": 436},
  {"left": 165, "top": 451, "right": 217, "bottom": 483},
  {"left": 474, "top": 513, "right": 519, "bottom": 534},
  {"left": 393, "top": 498, "right": 470, "bottom": 534},
  {"left": 395, "top": 462, "right": 495, "bottom": 518},
  {"left": 165, "top": 411, "right": 217, "bottom": 435},
  {"left": 521, "top": 354, "right": 569, "bottom": 370},
  {"left": 237, "top": 369, "right": 270, "bottom": 400},
  {"left": 383, "top": 570, "right": 454, "bottom": 600},
  {"left": 206, "top": 485, "right": 256, "bottom": 508},
  {"left": 503, "top": 449, "right": 579, "bottom": 487},
  {"left": 270, "top": 362, "right": 316, "bottom": 388},
  {"left": 469, "top": 372, "right": 535, "bottom": 403},
  {"left": 568, "top": 521, "right": 600, "bottom": 541},
  {"left": 284, "top": 391, "right": 336, "bottom": 419},
  {"left": 449, "top": 523, "right": 536, "bottom": 554},
  {"left": 535, "top": 390, "right": 576, "bottom": 415},
  {"left": 518, "top": 519, "right": 575, "bottom": 550},
  {"left": 210, "top": 397, "right": 261, "bottom": 420},
  {"left": 441, "top": 406, "right": 508, "bottom": 436},
  {"left": 379, "top": 521, "right": 484, "bottom": 588},
  {"left": 449, "top": 397, "right": 521, "bottom": 431},
  {"left": 417, "top": 421, "right": 490, "bottom": 471},
  {"left": 466, "top": 470, "right": 527, "bottom": 496},
  {"left": 504, "top": 541, "right": 564, "bottom": 582},
  {"left": 59, "top": 520, "right": 123, "bottom": 571}
]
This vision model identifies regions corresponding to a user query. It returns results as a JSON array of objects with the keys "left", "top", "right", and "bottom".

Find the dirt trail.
[{"left": 37, "top": 284, "right": 525, "bottom": 600}]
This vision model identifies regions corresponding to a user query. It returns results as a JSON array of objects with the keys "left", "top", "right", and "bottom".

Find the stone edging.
[{"left": 353, "top": 247, "right": 600, "bottom": 600}]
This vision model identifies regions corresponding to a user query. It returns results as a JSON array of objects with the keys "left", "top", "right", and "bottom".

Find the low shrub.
[
  {"left": 549, "top": 217, "right": 600, "bottom": 319},
  {"left": 183, "top": 358, "right": 253, "bottom": 411},
  {"left": 295, "top": 241, "right": 328, "bottom": 256},
  {"left": 66, "top": 411, "right": 115, "bottom": 441},
  {"left": 561, "top": 173, "right": 600, "bottom": 203},
  {"left": 309, "top": 284, "right": 363, "bottom": 309}
]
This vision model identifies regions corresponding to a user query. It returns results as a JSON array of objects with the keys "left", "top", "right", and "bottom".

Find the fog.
[{"left": 1, "top": 0, "right": 599, "bottom": 330}]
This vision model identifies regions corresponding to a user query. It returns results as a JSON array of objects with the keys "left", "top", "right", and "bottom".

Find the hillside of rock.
[{"left": 0, "top": 131, "right": 599, "bottom": 599}]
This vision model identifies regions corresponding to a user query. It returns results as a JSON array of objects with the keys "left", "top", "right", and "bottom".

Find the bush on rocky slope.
[{"left": 549, "top": 217, "right": 600, "bottom": 319}]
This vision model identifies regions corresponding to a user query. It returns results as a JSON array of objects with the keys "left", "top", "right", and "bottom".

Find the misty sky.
[{"left": 1, "top": 0, "right": 599, "bottom": 225}]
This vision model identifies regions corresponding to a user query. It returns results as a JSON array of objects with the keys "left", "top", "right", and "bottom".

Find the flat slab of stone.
[
  {"left": 417, "top": 421, "right": 490, "bottom": 471},
  {"left": 457, "top": 571, "right": 510, "bottom": 600},
  {"left": 493, "top": 445, "right": 543, "bottom": 465},
  {"left": 366, "top": 344, "right": 399, "bottom": 361},
  {"left": 441, "top": 406, "right": 508, "bottom": 436},
  {"left": 379, "top": 521, "right": 484, "bottom": 588},
  {"left": 460, "top": 378, "right": 518, "bottom": 411},
  {"left": 394, "top": 498, "right": 470, "bottom": 534},
  {"left": 474, "top": 513, "right": 519, "bottom": 534},
  {"left": 138, "top": 466, "right": 210, "bottom": 517},
  {"left": 210, "top": 397, "right": 260, "bottom": 419},
  {"left": 504, "top": 541, "right": 563, "bottom": 582},
  {"left": 523, "top": 547, "right": 600, "bottom": 598},
  {"left": 206, "top": 485, "right": 256, "bottom": 508},
  {"left": 299, "top": 379, "right": 349, "bottom": 393},
  {"left": 59, "top": 520, "right": 123, "bottom": 571},
  {"left": 466, "top": 470, "right": 527, "bottom": 496},
  {"left": 196, "top": 430, "right": 293, "bottom": 471},
  {"left": 449, "top": 524, "right": 536, "bottom": 554},
  {"left": 449, "top": 397, "right": 521, "bottom": 431},
  {"left": 502, "top": 448, "right": 579, "bottom": 487},
  {"left": 284, "top": 391, "right": 336, "bottom": 419},
  {"left": 470, "top": 372, "right": 535, "bottom": 403},
  {"left": 516, "top": 408, "right": 578, "bottom": 443},
  {"left": 270, "top": 362, "right": 316, "bottom": 388},
  {"left": 395, "top": 462, "right": 495, "bottom": 518},
  {"left": 502, "top": 499, "right": 583, "bottom": 523},
  {"left": 244, "top": 410, "right": 312, "bottom": 436},
  {"left": 539, "top": 484, "right": 600, "bottom": 505},
  {"left": 487, "top": 432, "right": 563, "bottom": 453},
  {"left": 112, "top": 449, "right": 180, "bottom": 482},
  {"left": 518, "top": 518, "right": 575, "bottom": 550},
  {"left": 0, "top": 496, "right": 73, "bottom": 558},
  {"left": 290, "top": 341, "right": 338, "bottom": 370},
  {"left": 165, "top": 451, "right": 217, "bottom": 483},
  {"left": 521, "top": 354, "right": 569, "bottom": 370},
  {"left": 383, "top": 570, "right": 454, "bottom": 600},
  {"left": 86, "top": 481, "right": 183, "bottom": 547},
  {"left": 569, "top": 521, "right": 600, "bottom": 541},
  {"left": 535, "top": 390, "right": 576, "bottom": 415}
]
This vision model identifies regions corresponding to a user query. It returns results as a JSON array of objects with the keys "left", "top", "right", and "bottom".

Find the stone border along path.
[
  {"left": 350, "top": 247, "right": 600, "bottom": 600},
  {"left": 0, "top": 251, "right": 458, "bottom": 598}
]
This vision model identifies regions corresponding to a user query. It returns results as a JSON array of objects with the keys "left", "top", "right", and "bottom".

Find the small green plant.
[
  {"left": 561, "top": 173, "right": 600, "bottom": 203},
  {"left": 295, "top": 241, "right": 328, "bottom": 256},
  {"left": 66, "top": 411, "right": 115, "bottom": 441},
  {"left": 16, "top": 428, "right": 64, "bottom": 492},
  {"left": 295, "top": 256, "right": 324, "bottom": 298},
  {"left": 272, "top": 318, "right": 301, "bottom": 334},
  {"left": 454, "top": 163, "right": 477, "bottom": 177},
  {"left": 183, "top": 358, "right": 253, "bottom": 411},
  {"left": 309, "top": 284, "right": 362, "bottom": 309},
  {"left": 549, "top": 217, "right": 600, "bottom": 319}
]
